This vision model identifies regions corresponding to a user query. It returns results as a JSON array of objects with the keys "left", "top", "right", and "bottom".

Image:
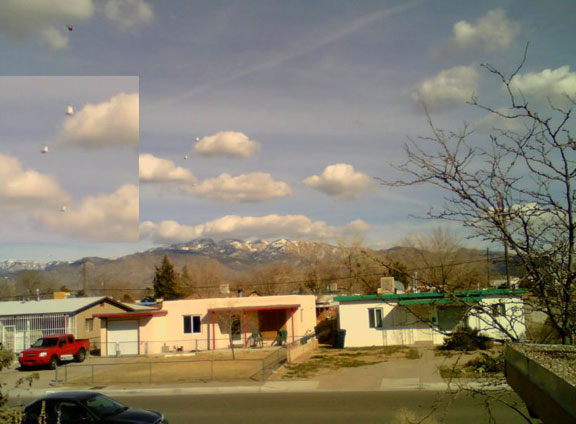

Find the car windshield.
[
  {"left": 82, "top": 394, "right": 126, "bottom": 419},
  {"left": 31, "top": 338, "right": 58, "bottom": 348}
]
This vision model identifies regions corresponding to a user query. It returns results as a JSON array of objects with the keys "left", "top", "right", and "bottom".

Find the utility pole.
[{"left": 82, "top": 258, "right": 87, "bottom": 295}]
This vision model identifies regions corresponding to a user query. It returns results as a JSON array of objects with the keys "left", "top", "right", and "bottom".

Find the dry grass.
[{"left": 282, "top": 346, "right": 414, "bottom": 379}]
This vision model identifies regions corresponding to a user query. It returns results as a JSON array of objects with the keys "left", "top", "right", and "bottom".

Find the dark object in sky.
[{"left": 66, "top": 25, "right": 74, "bottom": 32}]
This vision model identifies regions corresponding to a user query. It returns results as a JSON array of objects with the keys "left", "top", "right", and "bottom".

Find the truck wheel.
[
  {"left": 49, "top": 356, "right": 59, "bottom": 370},
  {"left": 74, "top": 348, "right": 86, "bottom": 363}
]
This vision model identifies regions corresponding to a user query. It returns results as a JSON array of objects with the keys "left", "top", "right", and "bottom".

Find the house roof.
[
  {"left": 208, "top": 304, "right": 300, "bottom": 313},
  {"left": 335, "top": 288, "right": 526, "bottom": 303},
  {"left": 0, "top": 296, "right": 133, "bottom": 317},
  {"left": 94, "top": 310, "right": 168, "bottom": 319}
]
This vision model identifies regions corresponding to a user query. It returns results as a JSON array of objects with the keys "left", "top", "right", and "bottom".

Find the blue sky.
[{"left": 0, "top": 0, "right": 574, "bottom": 261}]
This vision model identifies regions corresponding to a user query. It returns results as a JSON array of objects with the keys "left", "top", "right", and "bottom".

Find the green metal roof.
[
  {"left": 398, "top": 297, "right": 482, "bottom": 306},
  {"left": 334, "top": 288, "right": 525, "bottom": 303}
]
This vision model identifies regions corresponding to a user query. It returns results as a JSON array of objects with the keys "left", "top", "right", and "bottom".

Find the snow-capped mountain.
[
  {"left": 0, "top": 260, "right": 69, "bottom": 275},
  {"left": 153, "top": 238, "right": 341, "bottom": 264}
]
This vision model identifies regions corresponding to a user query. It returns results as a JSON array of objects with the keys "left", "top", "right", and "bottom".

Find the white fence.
[{"left": 0, "top": 313, "right": 76, "bottom": 353}]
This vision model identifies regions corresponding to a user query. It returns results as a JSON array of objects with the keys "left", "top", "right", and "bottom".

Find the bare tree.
[
  {"left": 400, "top": 227, "right": 489, "bottom": 291},
  {"left": 385, "top": 51, "right": 576, "bottom": 344}
]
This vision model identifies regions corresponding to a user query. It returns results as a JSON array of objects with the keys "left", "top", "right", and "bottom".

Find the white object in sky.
[
  {"left": 183, "top": 155, "right": 189, "bottom": 160},
  {"left": 195, "top": 136, "right": 201, "bottom": 142},
  {"left": 41, "top": 145, "right": 49, "bottom": 154},
  {"left": 66, "top": 105, "right": 74, "bottom": 116},
  {"left": 60, "top": 205, "right": 68, "bottom": 213}
]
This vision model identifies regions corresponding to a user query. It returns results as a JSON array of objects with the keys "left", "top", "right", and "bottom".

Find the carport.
[{"left": 207, "top": 304, "right": 299, "bottom": 350}]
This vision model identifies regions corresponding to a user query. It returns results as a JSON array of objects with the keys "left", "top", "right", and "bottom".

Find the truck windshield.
[{"left": 31, "top": 338, "right": 58, "bottom": 348}]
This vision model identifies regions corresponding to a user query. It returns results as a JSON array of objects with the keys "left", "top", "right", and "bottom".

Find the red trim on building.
[
  {"left": 93, "top": 311, "right": 167, "bottom": 319},
  {"left": 208, "top": 305, "right": 299, "bottom": 312}
]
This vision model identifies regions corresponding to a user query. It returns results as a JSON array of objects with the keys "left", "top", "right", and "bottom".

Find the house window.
[
  {"left": 491, "top": 303, "right": 506, "bottom": 317},
  {"left": 85, "top": 318, "right": 94, "bottom": 332},
  {"left": 368, "top": 308, "right": 383, "bottom": 329},
  {"left": 183, "top": 315, "right": 201, "bottom": 334}
]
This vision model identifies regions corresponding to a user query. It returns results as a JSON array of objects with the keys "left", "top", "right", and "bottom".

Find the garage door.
[{"left": 107, "top": 320, "right": 139, "bottom": 356}]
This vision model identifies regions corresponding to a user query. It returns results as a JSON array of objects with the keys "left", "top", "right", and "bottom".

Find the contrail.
[{"left": 144, "top": 0, "right": 426, "bottom": 112}]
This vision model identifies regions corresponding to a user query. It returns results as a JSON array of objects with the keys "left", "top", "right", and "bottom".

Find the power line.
[{"left": 0, "top": 255, "right": 509, "bottom": 300}]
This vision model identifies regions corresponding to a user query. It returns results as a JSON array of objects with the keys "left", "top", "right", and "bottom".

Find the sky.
[{"left": 0, "top": 0, "right": 574, "bottom": 261}]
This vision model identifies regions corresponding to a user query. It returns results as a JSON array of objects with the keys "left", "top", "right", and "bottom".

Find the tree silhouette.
[{"left": 153, "top": 255, "right": 181, "bottom": 300}]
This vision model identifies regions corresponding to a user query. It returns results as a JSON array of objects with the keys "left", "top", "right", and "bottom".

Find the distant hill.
[{"left": 0, "top": 239, "right": 513, "bottom": 297}]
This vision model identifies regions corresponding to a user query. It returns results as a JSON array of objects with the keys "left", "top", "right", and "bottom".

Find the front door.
[{"left": 258, "top": 309, "right": 287, "bottom": 341}]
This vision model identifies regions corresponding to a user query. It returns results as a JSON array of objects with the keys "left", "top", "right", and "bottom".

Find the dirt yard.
[
  {"left": 62, "top": 347, "right": 282, "bottom": 385},
  {"left": 276, "top": 345, "right": 421, "bottom": 379}
]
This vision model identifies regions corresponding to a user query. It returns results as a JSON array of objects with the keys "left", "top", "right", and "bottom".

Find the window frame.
[
  {"left": 368, "top": 308, "right": 383, "bottom": 329},
  {"left": 183, "top": 315, "right": 202, "bottom": 334}
]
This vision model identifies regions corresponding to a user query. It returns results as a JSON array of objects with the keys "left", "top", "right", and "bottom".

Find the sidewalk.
[{"left": 5, "top": 347, "right": 511, "bottom": 400}]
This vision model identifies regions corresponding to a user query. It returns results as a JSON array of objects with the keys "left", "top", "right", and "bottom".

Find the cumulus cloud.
[
  {"left": 473, "top": 107, "right": 529, "bottom": 133},
  {"left": 411, "top": 66, "right": 479, "bottom": 112},
  {"left": 58, "top": 92, "right": 139, "bottom": 149},
  {"left": 302, "top": 163, "right": 374, "bottom": 200},
  {"left": 510, "top": 66, "right": 576, "bottom": 104},
  {"left": 0, "top": 0, "right": 94, "bottom": 49},
  {"left": 193, "top": 131, "right": 259, "bottom": 158},
  {"left": 104, "top": 0, "right": 154, "bottom": 30},
  {"left": 139, "top": 154, "right": 196, "bottom": 184},
  {"left": 448, "top": 9, "right": 520, "bottom": 53},
  {"left": 189, "top": 172, "right": 291, "bottom": 203},
  {"left": 140, "top": 215, "right": 370, "bottom": 244},
  {"left": 37, "top": 184, "right": 139, "bottom": 242},
  {"left": 0, "top": 154, "right": 69, "bottom": 210}
]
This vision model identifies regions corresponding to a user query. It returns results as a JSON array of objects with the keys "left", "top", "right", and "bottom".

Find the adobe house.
[{"left": 96, "top": 294, "right": 317, "bottom": 356}]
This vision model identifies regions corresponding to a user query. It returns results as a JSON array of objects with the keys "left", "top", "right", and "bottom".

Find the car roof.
[{"left": 38, "top": 391, "right": 103, "bottom": 401}]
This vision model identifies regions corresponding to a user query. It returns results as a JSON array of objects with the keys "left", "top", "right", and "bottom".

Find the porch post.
[
  {"left": 243, "top": 311, "right": 247, "bottom": 348},
  {"left": 290, "top": 308, "right": 295, "bottom": 343},
  {"left": 211, "top": 311, "right": 215, "bottom": 350}
]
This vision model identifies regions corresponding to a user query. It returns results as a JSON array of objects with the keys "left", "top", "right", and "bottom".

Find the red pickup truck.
[{"left": 18, "top": 334, "right": 89, "bottom": 370}]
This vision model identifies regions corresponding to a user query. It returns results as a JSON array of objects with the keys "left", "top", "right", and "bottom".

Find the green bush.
[{"left": 438, "top": 327, "right": 492, "bottom": 351}]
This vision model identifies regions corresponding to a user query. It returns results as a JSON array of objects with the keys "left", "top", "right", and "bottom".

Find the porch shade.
[{"left": 398, "top": 297, "right": 481, "bottom": 306}]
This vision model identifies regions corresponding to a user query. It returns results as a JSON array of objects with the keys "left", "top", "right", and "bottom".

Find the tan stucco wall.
[
  {"left": 74, "top": 300, "right": 130, "bottom": 349},
  {"left": 100, "top": 295, "right": 317, "bottom": 356}
]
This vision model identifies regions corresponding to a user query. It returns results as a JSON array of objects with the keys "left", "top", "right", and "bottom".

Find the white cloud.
[
  {"left": 104, "top": 0, "right": 154, "bottom": 30},
  {"left": 140, "top": 215, "right": 370, "bottom": 244},
  {"left": 411, "top": 66, "right": 479, "bottom": 112},
  {"left": 449, "top": 9, "right": 520, "bottom": 52},
  {"left": 510, "top": 66, "right": 576, "bottom": 103},
  {"left": 139, "top": 154, "right": 196, "bottom": 184},
  {"left": 0, "top": 0, "right": 94, "bottom": 49},
  {"left": 189, "top": 172, "right": 291, "bottom": 203},
  {"left": 473, "top": 107, "right": 529, "bottom": 133},
  {"left": 302, "top": 163, "right": 373, "bottom": 200},
  {"left": 193, "top": 131, "right": 259, "bottom": 158},
  {"left": 37, "top": 184, "right": 139, "bottom": 242},
  {"left": 0, "top": 154, "right": 69, "bottom": 210},
  {"left": 58, "top": 92, "right": 139, "bottom": 149}
]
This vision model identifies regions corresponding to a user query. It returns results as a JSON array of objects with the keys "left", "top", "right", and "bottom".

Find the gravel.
[{"left": 511, "top": 343, "right": 576, "bottom": 387}]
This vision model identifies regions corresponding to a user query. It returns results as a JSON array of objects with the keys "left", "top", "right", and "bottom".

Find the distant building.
[{"left": 336, "top": 289, "right": 526, "bottom": 348}]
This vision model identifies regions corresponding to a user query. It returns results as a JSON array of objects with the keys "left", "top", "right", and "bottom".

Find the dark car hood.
[{"left": 108, "top": 407, "right": 162, "bottom": 423}]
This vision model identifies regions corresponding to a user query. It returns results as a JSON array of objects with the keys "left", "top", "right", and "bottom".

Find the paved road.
[{"left": 12, "top": 391, "right": 529, "bottom": 424}]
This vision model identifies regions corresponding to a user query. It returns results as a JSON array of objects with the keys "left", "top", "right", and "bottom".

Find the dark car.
[{"left": 21, "top": 392, "right": 168, "bottom": 424}]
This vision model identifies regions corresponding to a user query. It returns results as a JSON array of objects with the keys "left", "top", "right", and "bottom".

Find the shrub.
[
  {"left": 405, "top": 348, "right": 421, "bottom": 359},
  {"left": 438, "top": 327, "right": 492, "bottom": 351},
  {"left": 465, "top": 352, "right": 504, "bottom": 374}
]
